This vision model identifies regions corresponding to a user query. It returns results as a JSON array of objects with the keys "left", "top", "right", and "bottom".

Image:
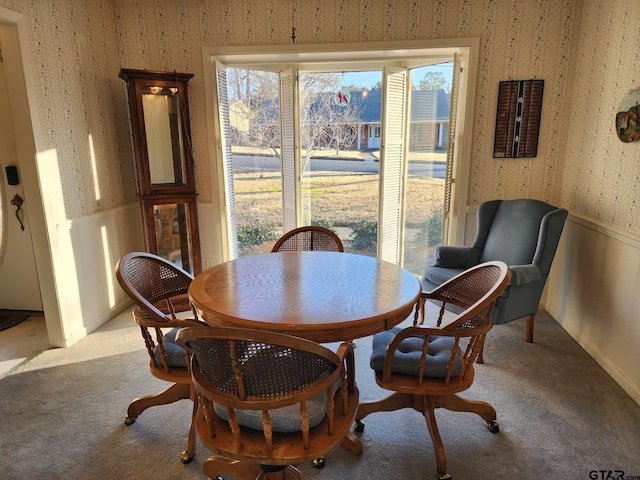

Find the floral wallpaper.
[
  {"left": 0, "top": 0, "right": 639, "bottom": 236},
  {"left": 1, "top": 0, "right": 135, "bottom": 219},
  {"left": 560, "top": 1, "right": 640, "bottom": 232}
]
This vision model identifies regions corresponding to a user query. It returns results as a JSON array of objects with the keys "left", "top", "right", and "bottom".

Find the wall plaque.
[{"left": 493, "top": 79, "right": 544, "bottom": 158}]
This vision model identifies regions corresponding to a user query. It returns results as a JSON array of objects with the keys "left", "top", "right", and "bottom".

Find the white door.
[
  {"left": 368, "top": 125, "right": 381, "bottom": 149},
  {"left": 0, "top": 58, "right": 42, "bottom": 311}
]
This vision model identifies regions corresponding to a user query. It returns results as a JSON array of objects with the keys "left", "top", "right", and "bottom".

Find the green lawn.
[{"left": 233, "top": 168, "right": 444, "bottom": 274}]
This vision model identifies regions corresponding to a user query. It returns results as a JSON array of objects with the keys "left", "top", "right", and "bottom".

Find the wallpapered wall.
[
  {"left": 113, "top": 0, "right": 577, "bottom": 211},
  {"left": 561, "top": 1, "right": 640, "bottom": 232},
  {"left": 0, "top": 0, "right": 137, "bottom": 219},
  {"left": 1, "top": 0, "right": 639, "bottom": 237},
  {"left": 0, "top": 0, "right": 573, "bottom": 219}
]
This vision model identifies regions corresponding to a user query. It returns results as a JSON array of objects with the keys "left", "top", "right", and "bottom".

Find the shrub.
[
  {"left": 349, "top": 220, "right": 378, "bottom": 251},
  {"left": 237, "top": 221, "right": 279, "bottom": 256},
  {"left": 412, "top": 208, "right": 443, "bottom": 247},
  {"left": 311, "top": 218, "right": 337, "bottom": 232},
  {"left": 425, "top": 208, "right": 443, "bottom": 246}
]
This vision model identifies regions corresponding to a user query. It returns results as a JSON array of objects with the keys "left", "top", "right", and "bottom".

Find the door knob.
[{"left": 10, "top": 194, "right": 25, "bottom": 231}]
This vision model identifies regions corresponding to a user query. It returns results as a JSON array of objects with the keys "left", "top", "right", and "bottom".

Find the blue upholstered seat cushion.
[
  {"left": 370, "top": 327, "right": 462, "bottom": 378},
  {"left": 213, "top": 378, "right": 340, "bottom": 433},
  {"left": 153, "top": 327, "right": 187, "bottom": 368}
]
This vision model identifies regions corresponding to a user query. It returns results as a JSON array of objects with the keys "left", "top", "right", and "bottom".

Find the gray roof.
[
  {"left": 252, "top": 88, "right": 450, "bottom": 125},
  {"left": 345, "top": 88, "right": 450, "bottom": 123}
]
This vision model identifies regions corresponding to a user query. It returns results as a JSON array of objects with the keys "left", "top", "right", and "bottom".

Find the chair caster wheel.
[
  {"left": 487, "top": 420, "right": 499, "bottom": 433},
  {"left": 181, "top": 451, "right": 194, "bottom": 464},
  {"left": 124, "top": 415, "right": 136, "bottom": 426},
  {"left": 312, "top": 457, "right": 325, "bottom": 469},
  {"left": 354, "top": 421, "right": 364, "bottom": 433}
]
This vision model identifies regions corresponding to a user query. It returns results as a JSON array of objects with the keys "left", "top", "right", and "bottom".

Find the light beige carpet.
[{"left": 0, "top": 308, "right": 638, "bottom": 480}]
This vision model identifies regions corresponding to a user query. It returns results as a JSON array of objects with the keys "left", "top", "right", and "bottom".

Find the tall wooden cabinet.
[{"left": 119, "top": 68, "right": 201, "bottom": 274}]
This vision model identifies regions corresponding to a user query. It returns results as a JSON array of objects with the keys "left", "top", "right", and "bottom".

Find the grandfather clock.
[{"left": 119, "top": 68, "right": 201, "bottom": 274}]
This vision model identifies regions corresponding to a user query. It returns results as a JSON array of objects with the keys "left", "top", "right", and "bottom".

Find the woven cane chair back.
[
  {"left": 115, "top": 251, "right": 205, "bottom": 373},
  {"left": 176, "top": 327, "right": 359, "bottom": 477},
  {"left": 271, "top": 226, "right": 344, "bottom": 253}
]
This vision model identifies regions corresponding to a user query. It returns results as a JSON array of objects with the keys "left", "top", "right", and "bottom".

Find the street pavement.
[{"left": 232, "top": 155, "right": 446, "bottom": 179}]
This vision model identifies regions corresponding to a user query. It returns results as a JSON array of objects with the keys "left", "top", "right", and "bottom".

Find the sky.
[{"left": 339, "top": 62, "right": 454, "bottom": 90}]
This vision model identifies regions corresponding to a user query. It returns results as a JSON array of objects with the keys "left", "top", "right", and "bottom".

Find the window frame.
[{"left": 202, "top": 39, "right": 479, "bottom": 263}]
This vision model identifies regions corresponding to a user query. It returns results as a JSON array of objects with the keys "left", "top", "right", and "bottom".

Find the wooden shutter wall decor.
[{"left": 493, "top": 79, "right": 544, "bottom": 158}]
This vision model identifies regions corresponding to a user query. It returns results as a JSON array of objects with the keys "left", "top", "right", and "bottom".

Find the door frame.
[
  {"left": 0, "top": 57, "right": 41, "bottom": 310},
  {"left": 0, "top": 8, "right": 62, "bottom": 346}
]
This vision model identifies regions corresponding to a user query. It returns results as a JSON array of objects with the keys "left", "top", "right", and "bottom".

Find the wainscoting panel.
[
  {"left": 546, "top": 215, "right": 640, "bottom": 405},
  {"left": 54, "top": 203, "right": 143, "bottom": 346}
]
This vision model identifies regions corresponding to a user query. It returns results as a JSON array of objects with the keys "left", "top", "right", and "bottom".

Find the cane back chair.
[
  {"left": 271, "top": 226, "right": 344, "bottom": 253},
  {"left": 115, "top": 251, "right": 208, "bottom": 463},
  {"left": 355, "top": 261, "right": 510, "bottom": 480},
  {"left": 176, "top": 326, "right": 359, "bottom": 480}
]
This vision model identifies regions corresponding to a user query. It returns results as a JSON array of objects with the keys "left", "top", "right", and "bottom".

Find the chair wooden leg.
[
  {"left": 340, "top": 431, "right": 363, "bottom": 456},
  {"left": 525, "top": 314, "right": 535, "bottom": 343},
  {"left": 436, "top": 393, "right": 496, "bottom": 425},
  {"left": 355, "top": 392, "right": 416, "bottom": 423},
  {"left": 126, "top": 382, "right": 190, "bottom": 423},
  {"left": 181, "top": 390, "right": 199, "bottom": 463},
  {"left": 423, "top": 395, "right": 449, "bottom": 480},
  {"left": 203, "top": 456, "right": 262, "bottom": 480},
  {"left": 477, "top": 342, "right": 485, "bottom": 364}
]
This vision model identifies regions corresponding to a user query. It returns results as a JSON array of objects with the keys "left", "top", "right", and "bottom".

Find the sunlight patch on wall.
[
  {"left": 101, "top": 225, "right": 115, "bottom": 308},
  {"left": 89, "top": 134, "right": 101, "bottom": 201}
]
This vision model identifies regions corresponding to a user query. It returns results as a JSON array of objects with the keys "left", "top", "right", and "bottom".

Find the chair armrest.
[
  {"left": 508, "top": 264, "right": 542, "bottom": 286},
  {"left": 434, "top": 245, "right": 476, "bottom": 269},
  {"left": 134, "top": 307, "right": 208, "bottom": 329}
]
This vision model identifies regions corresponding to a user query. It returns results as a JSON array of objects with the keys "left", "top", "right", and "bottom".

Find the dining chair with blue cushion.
[
  {"left": 421, "top": 198, "right": 568, "bottom": 344},
  {"left": 176, "top": 326, "right": 359, "bottom": 480},
  {"left": 115, "top": 251, "right": 208, "bottom": 463},
  {"left": 355, "top": 261, "right": 511, "bottom": 480}
]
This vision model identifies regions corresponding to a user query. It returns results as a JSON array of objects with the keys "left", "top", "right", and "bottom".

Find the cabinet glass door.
[{"left": 151, "top": 201, "right": 194, "bottom": 273}]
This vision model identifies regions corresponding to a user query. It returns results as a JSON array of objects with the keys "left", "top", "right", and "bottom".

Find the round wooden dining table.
[
  {"left": 189, "top": 251, "right": 421, "bottom": 458},
  {"left": 189, "top": 251, "right": 422, "bottom": 343}
]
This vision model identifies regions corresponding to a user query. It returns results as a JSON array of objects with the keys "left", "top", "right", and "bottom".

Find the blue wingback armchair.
[{"left": 421, "top": 199, "right": 568, "bottom": 344}]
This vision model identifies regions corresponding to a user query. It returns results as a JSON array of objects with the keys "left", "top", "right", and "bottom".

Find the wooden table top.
[{"left": 189, "top": 251, "right": 421, "bottom": 343}]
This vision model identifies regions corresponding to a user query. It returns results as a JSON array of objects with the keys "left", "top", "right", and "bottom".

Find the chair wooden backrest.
[
  {"left": 176, "top": 326, "right": 359, "bottom": 469},
  {"left": 115, "top": 251, "right": 206, "bottom": 374},
  {"left": 271, "top": 226, "right": 344, "bottom": 252},
  {"left": 386, "top": 261, "right": 511, "bottom": 388}
]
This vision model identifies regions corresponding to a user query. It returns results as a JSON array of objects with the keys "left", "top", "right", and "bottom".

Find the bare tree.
[
  {"left": 227, "top": 69, "right": 363, "bottom": 170},
  {"left": 419, "top": 71, "right": 451, "bottom": 93},
  {"left": 305, "top": 92, "right": 360, "bottom": 156},
  {"left": 298, "top": 73, "right": 363, "bottom": 167}
]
